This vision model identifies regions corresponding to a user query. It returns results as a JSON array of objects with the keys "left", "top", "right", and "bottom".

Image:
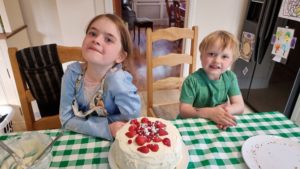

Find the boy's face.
[{"left": 200, "top": 40, "right": 234, "bottom": 80}]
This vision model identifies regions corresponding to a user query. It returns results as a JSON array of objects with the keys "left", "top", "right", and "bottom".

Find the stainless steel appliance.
[{"left": 233, "top": 0, "right": 300, "bottom": 118}]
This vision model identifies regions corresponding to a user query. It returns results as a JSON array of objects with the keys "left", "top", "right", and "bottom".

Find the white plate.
[
  {"left": 242, "top": 135, "right": 300, "bottom": 169},
  {"left": 108, "top": 142, "right": 189, "bottom": 169}
]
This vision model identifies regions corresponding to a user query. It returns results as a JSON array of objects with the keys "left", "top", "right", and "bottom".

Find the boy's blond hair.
[{"left": 199, "top": 30, "right": 240, "bottom": 61}]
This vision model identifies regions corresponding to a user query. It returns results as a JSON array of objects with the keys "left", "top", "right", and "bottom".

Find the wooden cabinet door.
[{"left": 113, "top": 0, "right": 122, "bottom": 17}]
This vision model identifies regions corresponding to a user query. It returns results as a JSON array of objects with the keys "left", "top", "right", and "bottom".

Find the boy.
[{"left": 179, "top": 30, "right": 244, "bottom": 130}]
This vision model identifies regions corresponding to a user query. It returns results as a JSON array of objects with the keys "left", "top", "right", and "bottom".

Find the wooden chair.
[
  {"left": 165, "top": 0, "right": 176, "bottom": 27},
  {"left": 8, "top": 45, "right": 83, "bottom": 131},
  {"left": 173, "top": 0, "right": 184, "bottom": 27},
  {"left": 133, "top": 17, "right": 153, "bottom": 45},
  {"left": 146, "top": 26, "right": 198, "bottom": 119}
]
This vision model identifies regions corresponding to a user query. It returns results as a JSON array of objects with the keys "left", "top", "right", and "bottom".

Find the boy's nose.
[{"left": 214, "top": 56, "right": 221, "bottom": 63}]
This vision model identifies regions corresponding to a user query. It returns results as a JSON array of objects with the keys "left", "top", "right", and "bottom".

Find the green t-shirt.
[{"left": 180, "top": 68, "right": 241, "bottom": 108}]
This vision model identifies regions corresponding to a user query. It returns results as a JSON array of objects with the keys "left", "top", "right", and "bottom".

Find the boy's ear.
[{"left": 116, "top": 51, "right": 127, "bottom": 63}]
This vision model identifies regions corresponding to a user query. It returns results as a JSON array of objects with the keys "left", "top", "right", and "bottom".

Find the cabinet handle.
[{"left": 6, "top": 69, "right": 10, "bottom": 78}]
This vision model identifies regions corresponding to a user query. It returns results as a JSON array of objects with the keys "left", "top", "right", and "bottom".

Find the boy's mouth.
[{"left": 209, "top": 65, "right": 221, "bottom": 69}]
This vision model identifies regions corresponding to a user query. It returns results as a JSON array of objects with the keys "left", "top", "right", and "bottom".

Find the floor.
[{"left": 9, "top": 25, "right": 253, "bottom": 132}]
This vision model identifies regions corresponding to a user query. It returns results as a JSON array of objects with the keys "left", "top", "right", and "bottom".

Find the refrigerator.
[{"left": 233, "top": 0, "right": 300, "bottom": 118}]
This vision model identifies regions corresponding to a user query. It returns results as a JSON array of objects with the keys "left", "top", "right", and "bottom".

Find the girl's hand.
[{"left": 109, "top": 121, "right": 126, "bottom": 137}]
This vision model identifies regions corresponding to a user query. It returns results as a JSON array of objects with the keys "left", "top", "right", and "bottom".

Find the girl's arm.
[
  {"left": 106, "top": 70, "right": 141, "bottom": 122},
  {"left": 59, "top": 64, "right": 113, "bottom": 140}
]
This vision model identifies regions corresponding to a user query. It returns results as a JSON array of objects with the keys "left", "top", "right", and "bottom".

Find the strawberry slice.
[
  {"left": 147, "top": 144, "right": 159, "bottom": 152},
  {"left": 158, "top": 129, "right": 168, "bottom": 136},
  {"left": 135, "top": 135, "right": 147, "bottom": 146},
  {"left": 162, "top": 138, "right": 171, "bottom": 147},
  {"left": 141, "top": 117, "right": 149, "bottom": 123},
  {"left": 125, "top": 131, "right": 136, "bottom": 138},
  {"left": 152, "top": 136, "right": 162, "bottom": 142},
  {"left": 128, "top": 125, "right": 137, "bottom": 132},
  {"left": 156, "top": 122, "right": 166, "bottom": 128},
  {"left": 130, "top": 119, "right": 139, "bottom": 124},
  {"left": 137, "top": 146, "right": 149, "bottom": 153}
]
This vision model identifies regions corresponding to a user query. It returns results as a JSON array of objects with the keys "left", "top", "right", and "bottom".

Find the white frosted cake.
[{"left": 111, "top": 117, "right": 184, "bottom": 169}]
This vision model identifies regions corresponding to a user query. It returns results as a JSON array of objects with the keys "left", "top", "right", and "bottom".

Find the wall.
[
  {"left": 188, "top": 0, "right": 248, "bottom": 70},
  {"left": 19, "top": 0, "right": 107, "bottom": 47},
  {"left": 0, "top": 0, "right": 109, "bottom": 106},
  {"left": 20, "top": 0, "right": 247, "bottom": 49},
  {"left": 18, "top": 0, "right": 62, "bottom": 46},
  {"left": 0, "top": 0, "right": 31, "bottom": 106}
]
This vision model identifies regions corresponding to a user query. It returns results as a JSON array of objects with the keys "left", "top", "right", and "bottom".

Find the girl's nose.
[{"left": 93, "top": 36, "right": 101, "bottom": 46}]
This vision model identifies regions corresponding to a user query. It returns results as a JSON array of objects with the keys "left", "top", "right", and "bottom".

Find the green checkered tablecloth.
[
  {"left": 0, "top": 130, "right": 112, "bottom": 168},
  {"left": 172, "top": 111, "right": 300, "bottom": 169},
  {"left": 0, "top": 111, "right": 300, "bottom": 168}
]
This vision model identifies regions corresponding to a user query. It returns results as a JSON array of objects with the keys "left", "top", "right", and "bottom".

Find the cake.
[{"left": 111, "top": 117, "right": 184, "bottom": 169}]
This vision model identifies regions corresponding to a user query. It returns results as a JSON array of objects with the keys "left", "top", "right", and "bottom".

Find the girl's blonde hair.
[{"left": 199, "top": 30, "right": 240, "bottom": 60}]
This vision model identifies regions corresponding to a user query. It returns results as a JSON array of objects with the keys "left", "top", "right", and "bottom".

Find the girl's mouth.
[{"left": 88, "top": 46, "right": 101, "bottom": 54}]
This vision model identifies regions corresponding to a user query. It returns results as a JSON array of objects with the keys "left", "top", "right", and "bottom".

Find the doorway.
[{"left": 112, "top": 0, "right": 190, "bottom": 91}]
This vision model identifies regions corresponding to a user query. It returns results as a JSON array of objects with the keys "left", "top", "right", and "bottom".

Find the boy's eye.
[
  {"left": 222, "top": 55, "right": 230, "bottom": 59},
  {"left": 208, "top": 52, "right": 217, "bottom": 57}
]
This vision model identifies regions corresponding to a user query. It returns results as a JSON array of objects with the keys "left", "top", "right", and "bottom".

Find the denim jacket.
[{"left": 59, "top": 62, "right": 141, "bottom": 140}]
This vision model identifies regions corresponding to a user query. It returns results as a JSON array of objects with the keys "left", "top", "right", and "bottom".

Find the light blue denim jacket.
[{"left": 59, "top": 62, "right": 141, "bottom": 140}]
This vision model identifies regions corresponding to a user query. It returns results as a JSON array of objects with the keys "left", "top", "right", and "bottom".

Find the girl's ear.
[{"left": 116, "top": 51, "right": 127, "bottom": 63}]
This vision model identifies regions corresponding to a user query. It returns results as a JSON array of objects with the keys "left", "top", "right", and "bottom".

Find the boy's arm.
[
  {"left": 223, "top": 95, "right": 245, "bottom": 115},
  {"left": 179, "top": 103, "right": 198, "bottom": 118},
  {"left": 180, "top": 103, "right": 236, "bottom": 126}
]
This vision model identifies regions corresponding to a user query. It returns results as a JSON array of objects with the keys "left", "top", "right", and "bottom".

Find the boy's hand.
[
  {"left": 216, "top": 124, "right": 230, "bottom": 130},
  {"left": 206, "top": 107, "right": 236, "bottom": 127},
  {"left": 109, "top": 121, "right": 126, "bottom": 137}
]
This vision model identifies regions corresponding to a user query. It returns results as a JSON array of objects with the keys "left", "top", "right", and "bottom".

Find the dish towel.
[{"left": 16, "top": 44, "right": 63, "bottom": 117}]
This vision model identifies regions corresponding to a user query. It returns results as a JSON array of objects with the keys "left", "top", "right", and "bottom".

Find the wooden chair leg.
[
  {"left": 138, "top": 26, "right": 141, "bottom": 44},
  {"left": 133, "top": 25, "right": 136, "bottom": 40}
]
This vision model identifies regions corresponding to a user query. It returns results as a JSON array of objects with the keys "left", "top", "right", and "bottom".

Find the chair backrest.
[
  {"left": 165, "top": 0, "right": 175, "bottom": 26},
  {"left": 8, "top": 45, "right": 83, "bottom": 131},
  {"left": 173, "top": 0, "right": 184, "bottom": 27},
  {"left": 146, "top": 26, "right": 198, "bottom": 117}
]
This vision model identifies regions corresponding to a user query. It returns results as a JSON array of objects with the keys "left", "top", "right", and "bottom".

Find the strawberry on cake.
[{"left": 110, "top": 117, "right": 184, "bottom": 169}]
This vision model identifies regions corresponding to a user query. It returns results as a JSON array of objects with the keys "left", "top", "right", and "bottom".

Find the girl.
[{"left": 60, "top": 14, "right": 141, "bottom": 140}]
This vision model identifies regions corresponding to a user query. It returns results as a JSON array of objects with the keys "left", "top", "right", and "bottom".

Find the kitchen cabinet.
[
  {"left": 291, "top": 94, "right": 300, "bottom": 126},
  {"left": 133, "top": 0, "right": 168, "bottom": 25}
]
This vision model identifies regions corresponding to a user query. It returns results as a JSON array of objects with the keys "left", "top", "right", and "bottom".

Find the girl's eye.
[
  {"left": 105, "top": 37, "right": 112, "bottom": 43},
  {"left": 104, "top": 36, "right": 114, "bottom": 43},
  {"left": 87, "top": 31, "right": 97, "bottom": 37}
]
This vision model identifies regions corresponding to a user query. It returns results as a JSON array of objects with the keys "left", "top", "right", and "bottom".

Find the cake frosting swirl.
[{"left": 111, "top": 117, "right": 183, "bottom": 169}]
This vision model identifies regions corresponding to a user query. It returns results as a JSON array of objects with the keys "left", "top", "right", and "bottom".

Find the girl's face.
[
  {"left": 200, "top": 40, "right": 234, "bottom": 80},
  {"left": 82, "top": 17, "right": 126, "bottom": 68}
]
